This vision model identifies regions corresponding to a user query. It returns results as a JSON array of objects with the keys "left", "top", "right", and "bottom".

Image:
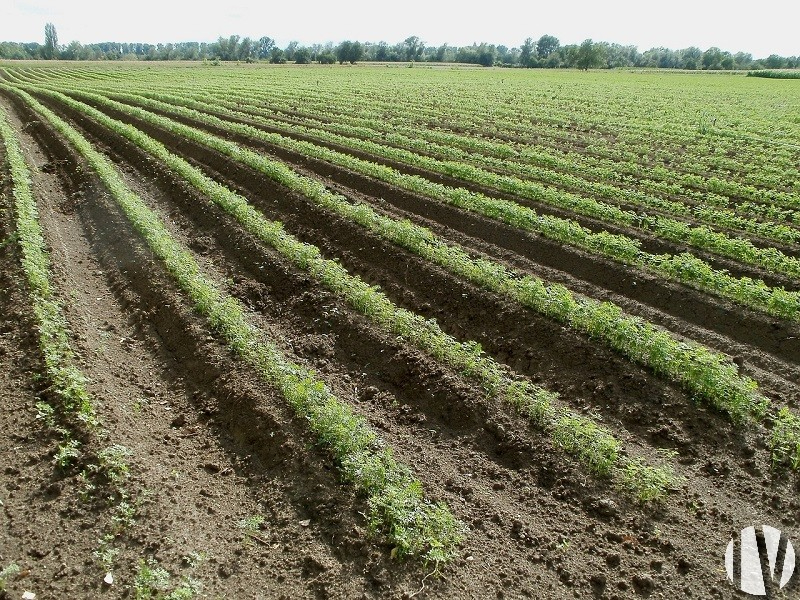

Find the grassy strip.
[
  {"left": 57, "top": 88, "right": 773, "bottom": 426},
  {"left": 86, "top": 89, "right": 800, "bottom": 322},
  {"left": 10, "top": 86, "right": 464, "bottom": 562},
  {"left": 38, "top": 87, "right": 679, "bottom": 499},
  {"left": 0, "top": 103, "right": 96, "bottom": 433},
  {"left": 747, "top": 71, "right": 800, "bottom": 80}
]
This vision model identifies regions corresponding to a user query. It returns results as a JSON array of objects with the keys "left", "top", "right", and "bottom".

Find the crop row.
[
  {"left": 164, "top": 87, "right": 800, "bottom": 263},
  {"left": 67, "top": 69, "right": 800, "bottom": 206},
  {"left": 55, "top": 87, "right": 800, "bottom": 473},
  {"left": 12, "top": 66, "right": 799, "bottom": 214},
  {"left": 0, "top": 102, "right": 97, "bottom": 433},
  {"left": 192, "top": 72, "right": 800, "bottom": 188},
  {"left": 158, "top": 81, "right": 800, "bottom": 226},
  {"left": 67, "top": 87, "right": 800, "bottom": 322},
  {"left": 37, "top": 86, "right": 686, "bottom": 501},
  {"left": 12, "top": 65, "right": 798, "bottom": 198},
  {"left": 198, "top": 86, "right": 800, "bottom": 233},
  {"left": 175, "top": 92, "right": 800, "bottom": 280},
  {"left": 52, "top": 88, "right": 782, "bottom": 427},
  {"left": 8, "top": 85, "right": 465, "bottom": 562}
]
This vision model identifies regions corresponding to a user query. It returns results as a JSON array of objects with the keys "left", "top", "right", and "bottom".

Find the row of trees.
[{"left": 2, "top": 25, "right": 797, "bottom": 70}]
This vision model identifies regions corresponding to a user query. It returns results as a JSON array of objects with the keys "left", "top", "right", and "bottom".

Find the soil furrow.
[
  {"left": 1, "top": 90, "right": 433, "bottom": 598},
  {"left": 9, "top": 84, "right": 800, "bottom": 600},
  {"left": 92, "top": 95, "right": 800, "bottom": 364},
  {"left": 60, "top": 92, "right": 800, "bottom": 386},
  {"left": 141, "top": 98, "right": 800, "bottom": 291},
  {"left": 42, "top": 90, "right": 800, "bottom": 459}
]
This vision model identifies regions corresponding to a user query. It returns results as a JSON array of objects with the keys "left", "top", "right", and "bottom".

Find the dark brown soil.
[{"left": 1, "top": 84, "right": 799, "bottom": 600}]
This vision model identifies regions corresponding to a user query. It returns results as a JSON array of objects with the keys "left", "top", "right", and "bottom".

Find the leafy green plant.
[
  {"left": 236, "top": 515, "right": 265, "bottom": 534},
  {"left": 93, "top": 534, "right": 119, "bottom": 571},
  {"left": 771, "top": 409, "right": 800, "bottom": 471},
  {"left": 54, "top": 439, "right": 81, "bottom": 469},
  {"left": 96, "top": 444, "right": 132, "bottom": 484},
  {"left": 134, "top": 559, "right": 171, "bottom": 600},
  {"left": 619, "top": 457, "right": 677, "bottom": 503},
  {"left": 0, "top": 563, "right": 21, "bottom": 591},
  {"left": 110, "top": 496, "right": 137, "bottom": 531}
]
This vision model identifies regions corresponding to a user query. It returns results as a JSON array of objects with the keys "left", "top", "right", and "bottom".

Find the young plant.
[{"left": 0, "top": 564, "right": 21, "bottom": 591}]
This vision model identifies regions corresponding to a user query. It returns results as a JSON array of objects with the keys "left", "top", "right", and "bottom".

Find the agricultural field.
[{"left": 0, "top": 61, "right": 798, "bottom": 598}]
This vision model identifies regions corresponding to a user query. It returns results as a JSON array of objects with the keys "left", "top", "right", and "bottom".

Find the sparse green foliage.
[
  {"left": 236, "top": 515, "right": 265, "bottom": 533},
  {"left": 618, "top": 457, "right": 677, "bottom": 503},
  {"left": 771, "top": 409, "right": 800, "bottom": 471},
  {"left": 134, "top": 559, "right": 172, "bottom": 600},
  {"left": 35, "top": 400, "right": 56, "bottom": 428},
  {"left": 93, "top": 534, "right": 120, "bottom": 571},
  {"left": 96, "top": 444, "right": 132, "bottom": 484},
  {"left": 0, "top": 563, "right": 21, "bottom": 591},
  {"left": 54, "top": 439, "right": 81, "bottom": 469},
  {"left": 181, "top": 552, "right": 207, "bottom": 569},
  {"left": 110, "top": 496, "right": 137, "bottom": 531}
]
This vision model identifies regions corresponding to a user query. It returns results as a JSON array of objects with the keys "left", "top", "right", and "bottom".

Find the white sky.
[{"left": 1, "top": 0, "right": 798, "bottom": 59}]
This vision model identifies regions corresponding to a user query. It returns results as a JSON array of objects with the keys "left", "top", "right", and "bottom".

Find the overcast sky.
[{"left": 1, "top": 0, "right": 798, "bottom": 59}]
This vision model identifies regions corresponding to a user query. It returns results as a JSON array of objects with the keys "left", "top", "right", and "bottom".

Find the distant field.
[{"left": 0, "top": 63, "right": 798, "bottom": 599}]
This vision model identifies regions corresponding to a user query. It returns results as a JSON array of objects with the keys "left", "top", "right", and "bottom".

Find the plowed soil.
[{"left": 1, "top": 81, "right": 799, "bottom": 600}]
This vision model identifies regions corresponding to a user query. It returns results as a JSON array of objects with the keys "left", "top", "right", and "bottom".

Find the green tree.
[
  {"left": 257, "top": 36, "right": 275, "bottom": 59},
  {"left": 702, "top": 47, "right": 723, "bottom": 69},
  {"left": 284, "top": 41, "right": 299, "bottom": 61},
  {"left": 237, "top": 37, "right": 255, "bottom": 62},
  {"left": 212, "top": 35, "right": 240, "bottom": 61},
  {"left": 269, "top": 47, "right": 286, "bottom": 64},
  {"left": 720, "top": 52, "right": 734, "bottom": 70},
  {"left": 294, "top": 47, "right": 311, "bottom": 64},
  {"left": 43, "top": 22, "right": 58, "bottom": 59},
  {"left": 680, "top": 46, "right": 702, "bottom": 69},
  {"left": 476, "top": 44, "right": 497, "bottom": 67},
  {"left": 336, "top": 40, "right": 364, "bottom": 64},
  {"left": 576, "top": 39, "right": 604, "bottom": 70},
  {"left": 62, "top": 40, "right": 82, "bottom": 60},
  {"left": 519, "top": 37, "right": 535, "bottom": 67},
  {"left": 403, "top": 36, "right": 424, "bottom": 61},
  {"left": 734, "top": 52, "right": 753, "bottom": 69},
  {"left": 536, "top": 35, "right": 559, "bottom": 59},
  {"left": 765, "top": 54, "right": 786, "bottom": 68}
]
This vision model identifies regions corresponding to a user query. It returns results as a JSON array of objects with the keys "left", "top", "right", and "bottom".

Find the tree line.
[{"left": 1, "top": 25, "right": 797, "bottom": 71}]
